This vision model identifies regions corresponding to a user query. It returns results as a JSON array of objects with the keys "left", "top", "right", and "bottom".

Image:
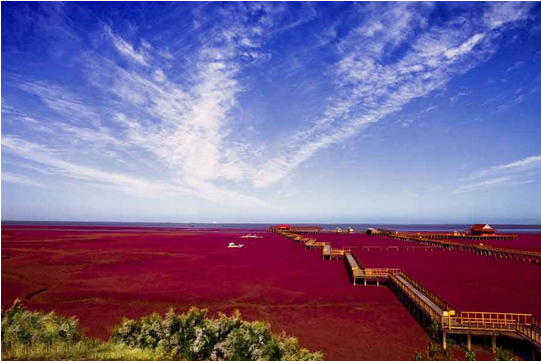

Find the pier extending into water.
[{"left": 274, "top": 228, "right": 541, "bottom": 357}]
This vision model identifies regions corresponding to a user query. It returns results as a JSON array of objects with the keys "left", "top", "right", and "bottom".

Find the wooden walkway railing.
[
  {"left": 392, "top": 232, "right": 541, "bottom": 264},
  {"left": 389, "top": 273, "right": 444, "bottom": 320},
  {"left": 445, "top": 312, "right": 532, "bottom": 331},
  {"left": 517, "top": 316, "right": 541, "bottom": 347},
  {"left": 397, "top": 271, "right": 456, "bottom": 312},
  {"left": 405, "top": 232, "right": 518, "bottom": 241},
  {"left": 277, "top": 229, "right": 541, "bottom": 352}
]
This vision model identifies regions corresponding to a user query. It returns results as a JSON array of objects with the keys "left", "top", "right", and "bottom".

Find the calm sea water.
[{"left": 2, "top": 221, "right": 541, "bottom": 233}]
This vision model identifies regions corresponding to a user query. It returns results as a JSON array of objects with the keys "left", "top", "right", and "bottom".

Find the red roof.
[
  {"left": 470, "top": 224, "right": 495, "bottom": 233},
  {"left": 276, "top": 224, "right": 290, "bottom": 229}
]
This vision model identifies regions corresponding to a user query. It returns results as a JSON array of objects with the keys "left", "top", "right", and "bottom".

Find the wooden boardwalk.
[
  {"left": 275, "top": 229, "right": 541, "bottom": 356},
  {"left": 392, "top": 232, "right": 541, "bottom": 264}
]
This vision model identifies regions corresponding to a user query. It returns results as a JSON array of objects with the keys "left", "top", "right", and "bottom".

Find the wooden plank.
[{"left": 394, "top": 274, "right": 444, "bottom": 317}]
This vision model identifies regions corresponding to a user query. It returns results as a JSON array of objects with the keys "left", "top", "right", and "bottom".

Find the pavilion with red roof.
[{"left": 470, "top": 224, "right": 495, "bottom": 236}]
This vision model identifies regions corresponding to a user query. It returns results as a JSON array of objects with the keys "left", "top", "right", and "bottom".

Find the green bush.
[
  {"left": 1, "top": 298, "right": 80, "bottom": 353},
  {"left": 492, "top": 347, "right": 517, "bottom": 361},
  {"left": 1, "top": 300, "right": 324, "bottom": 360},
  {"left": 464, "top": 350, "right": 476, "bottom": 361},
  {"left": 112, "top": 307, "right": 324, "bottom": 361}
]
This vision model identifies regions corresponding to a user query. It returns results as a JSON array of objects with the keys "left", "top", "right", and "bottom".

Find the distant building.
[
  {"left": 470, "top": 224, "right": 495, "bottom": 236},
  {"left": 348, "top": 227, "right": 354, "bottom": 234},
  {"left": 366, "top": 228, "right": 395, "bottom": 236},
  {"left": 268, "top": 225, "right": 323, "bottom": 234},
  {"left": 366, "top": 228, "right": 379, "bottom": 235},
  {"left": 290, "top": 226, "right": 322, "bottom": 234},
  {"left": 267, "top": 224, "right": 291, "bottom": 233}
]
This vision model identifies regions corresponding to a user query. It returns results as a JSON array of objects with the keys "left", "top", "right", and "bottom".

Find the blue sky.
[{"left": 2, "top": 2, "right": 541, "bottom": 223}]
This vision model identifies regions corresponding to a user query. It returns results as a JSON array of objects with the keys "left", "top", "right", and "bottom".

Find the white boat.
[
  {"left": 240, "top": 234, "right": 263, "bottom": 239},
  {"left": 228, "top": 242, "right": 244, "bottom": 248}
]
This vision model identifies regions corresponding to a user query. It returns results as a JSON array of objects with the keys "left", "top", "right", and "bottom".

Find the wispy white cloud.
[
  {"left": 53, "top": 122, "right": 127, "bottom": 148},
  {"left": 19, "top": 81, "right": 100, "bottom": 126},
  {"left": 418, "top": 105, "right": 438, "bottom": 115},
  {"left": 483, "top": 2, "right": 533, "bottom": 30},
  {"left": 105, "top": 25, "right": 150, "bottom": 66},
  {"left": 77, "top": 8, "right": 277, "bottom": 206},
  {"left": 450, "top": 88, "right": 471, "bottom": 106},
  {"left": 454, "top": 155, "right": 541, "bottom": 194},
  {"left": 506, "top": 61, "right": 525, "bottom": 72},
  {"left": 2, "top": 136, "right": 175, "bottom": 198},
  {"left": 444, "top": 33, "right": 486, "bottom": 60},
  {"left": 496, "top": 94, "right": 527, "bottom": 112},
  {"left": 250, "top": 2, "right": 531, "bottom": 188},
  {"left": 471, "top": 155, "right": 541, "bottom": 180},
  {"left": 157, "top": 47, "right": 174, "bottom": 60},
  {"left": 2, "top": 172, "right": 49, "bottom": 188},
  {"left": 1, "top": 98, "right": 17, "bottom": 114},
  {"left": 454, "top": 176, "right": 512, "bottom": 194}
]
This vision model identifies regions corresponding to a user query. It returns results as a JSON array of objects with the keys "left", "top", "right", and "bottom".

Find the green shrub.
[
  {"left": 112, "top": 307, "right": 323, "bottom": 361},
  {"left": 492, "top": 347, "right": 517, "bottom": 361},
  {"left": 1, "top": 298, "right": 80, "bottom": 354},
  {"left": 464, "top": 350, "right": 476, "bottom": 361},
  {"left": 1, "top": 300, "right": 323, "bottom": 360}
]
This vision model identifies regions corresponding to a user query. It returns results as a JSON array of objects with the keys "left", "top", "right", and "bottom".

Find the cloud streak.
[
  {"left": 251, "top": 2, "right": 533, "bottom": 188},
  {"left": 19, "top": 81, "right": 101, "bottom": 126},
  {"left": 454, "top": 176, "right": 512, "bottom": 194},
  {"left": 471, "top": 155, "right": 541, "bottom": 179},
  {"left": 454, "top": 155, "right": 541, "bottom": 194},
  {"left": 2, "top": 172, "right": 49, "bottom": 188},
  {"left": 2, "top": 136, "right": 176, "bottom": 198},
  {"left": 105, "top": 25, "right": 150, "bottom": 66}
]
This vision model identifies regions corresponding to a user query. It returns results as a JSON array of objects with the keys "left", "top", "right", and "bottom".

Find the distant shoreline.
[{"left": 2, "top": 221, "right": 541, "bottom": 233}]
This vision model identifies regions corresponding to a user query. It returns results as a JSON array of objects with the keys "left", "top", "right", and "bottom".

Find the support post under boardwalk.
[
  {"left": 443, "top": 332, "right": 447, "bottom": 350},
  {"left": 363, "top": 278, "right": 367, "bottom": 286},
  {"left": 467, "top": 334, "right": 471, "bottom": 351},
  {"left": 376, "top": 278, "right": 379, "bottom": 287},
  {"left": 491, "top": 335, "right": 496, "bottom": 353}
]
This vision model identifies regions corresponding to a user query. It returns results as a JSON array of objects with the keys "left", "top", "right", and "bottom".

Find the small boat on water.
[
  {"left": 227, "top": 242, "right": 244, "bottom": 248},
  {"left": 240, "top": 234, "right": 263, "bottom": 239}
]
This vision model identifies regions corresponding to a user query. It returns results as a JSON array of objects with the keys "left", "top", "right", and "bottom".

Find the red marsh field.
[
  {"left": 4, "top": 226, "right": 536, "bottom": 360},
  {"left": 2, "top": 226, "right": 432, "bottom": 361}
]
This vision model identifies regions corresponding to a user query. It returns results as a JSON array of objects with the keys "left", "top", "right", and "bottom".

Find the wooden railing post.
[{"left": 443, "top": 331, "right": 447, "bottom": 350}]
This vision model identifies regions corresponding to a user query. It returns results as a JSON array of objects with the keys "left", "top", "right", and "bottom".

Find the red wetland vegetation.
[{"left": 3, "top": 226, "right": 541, "bottom": 360}]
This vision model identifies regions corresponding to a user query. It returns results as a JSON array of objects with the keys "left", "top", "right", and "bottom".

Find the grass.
[{"left": 2, "top": 341, "right": 162, "bottom": 360}]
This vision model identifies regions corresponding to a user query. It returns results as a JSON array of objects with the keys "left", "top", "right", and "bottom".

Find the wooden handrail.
[
  {"left": 458, "top": 312, "right": 532, "bottom": 325},
  {"left": 532, "top": 315, "right": 541, "bottom": 330},
  {"left": 516, "top": 322, "right": 541, "bottom": 347},
  {"left": 362, "top": 268, "right": 400, "bottom": 276},
  {"left": 393, "top": 233, "right": 541, "bottom": 258},
  {"left": 397, "top": 271, "right": 457, "bottom": 312},
  {"left": 349, "top": 251, "right": 365, "bottom": 270},
  {"left": 389, "top": 273, "right": 442, "bottom": 321}
]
